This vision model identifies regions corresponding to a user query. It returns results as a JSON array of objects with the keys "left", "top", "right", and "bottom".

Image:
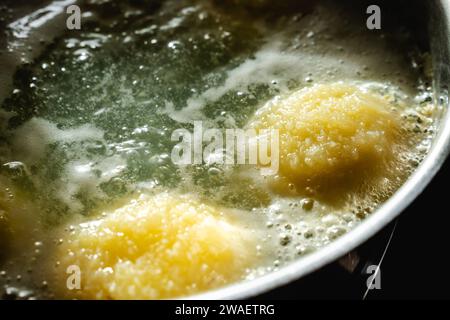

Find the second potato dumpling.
[
  {"left": 56, "top": 192, "right": 256, "bottom": 299},
  {"left": 248, "top": 82, "right": 402, "bottom": 189}
]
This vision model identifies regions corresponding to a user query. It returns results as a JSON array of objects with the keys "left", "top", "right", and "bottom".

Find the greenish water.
[
  {"left": 0, "top": 0, "right": 278, "bottom": 220},
  {"left": 1, "top": 0, "right": 434, "bottom": 221}
]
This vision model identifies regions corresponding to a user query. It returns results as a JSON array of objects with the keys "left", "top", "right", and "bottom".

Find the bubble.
[
  {"left": 295, "top": 245, "right": 309, "bottom": 255},
  {"left": 207, "top": 167, "right": 222, "bottom": 175},
  {"left": 2, "top": 286, "right": 34, "bottom": 300},
  {"left": 1, "top": 162, "right": 30, "bottom": 180},
  {"left": 326, "top": 226, "right": 346, "bottom": 239},
  {"left": 301, "top": 198, "right": 314, "bottom": 211},
  {"left": 303, "top": 229, "right": 314, "bottom": 239},
  {"left": 34, "top": 241, "right": 43, "bottom": 247},
  {"left": 279, "top": 234, "right": 291, "bottom": 246}
]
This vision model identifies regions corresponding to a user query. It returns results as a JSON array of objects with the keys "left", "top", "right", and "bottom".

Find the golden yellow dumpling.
[
  {"left": 248, "top": 83, "right": 402, "bottom": 188},
  {"left": 56, "top": 192, "right": 256, "bottom": 299}
]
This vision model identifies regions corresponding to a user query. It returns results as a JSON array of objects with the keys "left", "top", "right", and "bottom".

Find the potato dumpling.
[
  {"left": 56, "top": 192, "right": 256, "bottom": 299},
  {"left": 248, "top": 83, "right": 402, "bottom": 190}
]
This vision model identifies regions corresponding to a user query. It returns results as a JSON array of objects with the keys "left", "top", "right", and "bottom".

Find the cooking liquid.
[{"left": 0, "top": 0, "right": 436, "bottom": 299}]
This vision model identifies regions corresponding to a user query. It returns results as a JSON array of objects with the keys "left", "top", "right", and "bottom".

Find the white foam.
[
  {"left": 2, "top": 117, "right": 132, "bottom": 212},
  {"left": 163, "top": 41, "right": 363, "bottom": 124},
  {"left": 55, "top": 154, "right": 127, "bottom": 212},
  {"left": 10, "top": 117, "right": 104, "bottom": 165}
]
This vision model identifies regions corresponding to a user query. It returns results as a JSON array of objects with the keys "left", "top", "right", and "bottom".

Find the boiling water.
[{"left": 0, "top": 0, "right": 436, "bottom": 299}]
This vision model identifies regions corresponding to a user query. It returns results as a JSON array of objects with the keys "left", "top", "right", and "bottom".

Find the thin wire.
[{"left": 362, "top": 218, "right": 399, "bottom": 300}]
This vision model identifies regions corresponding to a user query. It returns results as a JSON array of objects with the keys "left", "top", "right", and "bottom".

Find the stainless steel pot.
[{"left": 1, "top": 0, "right": 449, "bottom": 300}]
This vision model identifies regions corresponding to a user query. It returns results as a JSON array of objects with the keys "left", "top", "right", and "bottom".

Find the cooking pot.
[{"left": 0, "top": 0, "right": 449, "bottom": 299}]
